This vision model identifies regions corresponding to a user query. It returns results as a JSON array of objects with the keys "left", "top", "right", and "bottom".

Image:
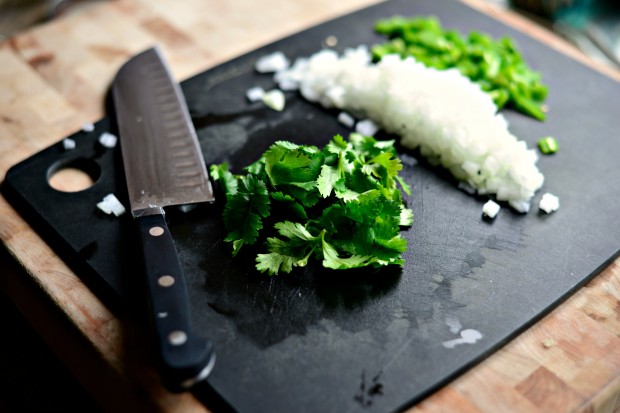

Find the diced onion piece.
[
  {"left": 325, "top": 86, "right": 346, "bottom": 107},
  {"left": 508, "top": 200, "right": 530, "bottom": 214},
  {"left": 255, "top": 51, "right": 290, "bottom": 73},
  {"left": 262, "top": 89, "right": 285, "bottom": 111},
  {"left": 81, "top": 122, "right": 95, "bottom": 132},
  {"left": 277, "top": 78, "right": 298, "bottom": 91},
  {"left": 246, "top": 86, "right": 265, "bottom": 102},
  {"left": 482, "top": 200, "right": 500, "bottom": 219},
  {"left": 274, "top": 57, "right": 307, "bottom": 91},
  {"left": 355, "top": 119, "right": 379, "bottom": 136},
  {"left": 98, "top": 132, "right": 118, "bottom": 148},
  {"left": 62, "top": 138, "right": 76, "bottom": 151},
  {"left": 337, "top": 111, "right": 355, "bottom": 128},
  {"left": 539, "top": 192, "right": 559, "bottom": 214},
  {"left": 97, "top": 194, "right": 126, "bottom": 217}
]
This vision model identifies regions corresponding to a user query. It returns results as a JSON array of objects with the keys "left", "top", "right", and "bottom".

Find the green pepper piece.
[{"left": 538, "top": 136, "right": 558, "bottom": 154}]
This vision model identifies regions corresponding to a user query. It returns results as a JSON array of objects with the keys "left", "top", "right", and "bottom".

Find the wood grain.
[{"left": 0, "top": 0, "right": 619, "bottom": 412}]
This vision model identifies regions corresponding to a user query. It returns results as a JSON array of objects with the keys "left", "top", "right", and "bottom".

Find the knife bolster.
[{"left": 133, "top": 206, "right": 165, "bottom": 218}]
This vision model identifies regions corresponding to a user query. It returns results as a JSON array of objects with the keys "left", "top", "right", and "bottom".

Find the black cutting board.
[{"left": 4, "top": 0, "right": 620, "bottom": 412}]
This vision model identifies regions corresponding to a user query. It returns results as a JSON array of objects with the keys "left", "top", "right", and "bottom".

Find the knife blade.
[{"left": 112, "top": 47, "right": 215, "bottom": 391}]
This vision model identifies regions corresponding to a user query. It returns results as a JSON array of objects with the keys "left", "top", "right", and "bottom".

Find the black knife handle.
[{"left": 137, "top": 213, "right": 215, "bottom": 392}]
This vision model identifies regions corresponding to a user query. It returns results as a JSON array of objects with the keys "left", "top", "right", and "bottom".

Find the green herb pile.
[
  {"left": 210, "top": 134, "right": 413, "bottom": 275},
  {"left": 372, "top": 16, "right": 548, "bottom": 120}
]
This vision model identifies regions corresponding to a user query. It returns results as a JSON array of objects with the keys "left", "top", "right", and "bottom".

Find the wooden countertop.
[{"left": 1, "top": 0, "right": 619, "bottom": 412}]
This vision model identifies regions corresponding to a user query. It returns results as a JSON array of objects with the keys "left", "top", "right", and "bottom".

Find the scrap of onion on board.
[{"left": 276, "top": 46, "right": 545, "bottom": 213}]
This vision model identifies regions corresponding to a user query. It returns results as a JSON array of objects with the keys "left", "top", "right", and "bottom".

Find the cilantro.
[
  {"left": 220, "top": 174, "right": 270, "bottom": 256},
  {"left": 209, "top": 163, "right": 238, "bottom": 200},
  {"left": 372, "top": 16, "right": 548, "bottom": 120},
  {"left": 211, "top": 134, "right": 414, "bottom": 275},
  {"left": 264, "top": 141, "right": 323, "bottom": 189},
  {"left": 317, "top": 164, "right": 340, "bottom": 198}
]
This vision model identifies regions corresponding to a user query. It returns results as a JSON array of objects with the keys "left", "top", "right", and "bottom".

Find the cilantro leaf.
[
  {"left": 209, "top": 163, "right": 238, "bottom": 199},
  {"left": 211, "top": 134, "right": 414, "bottom": 275},
  {"left": 264, "top": 142, "right": 323, "bottom": 187},
  {"left": 256, "top": 222, "right": 321, "bottom": 275},
  {"left": 333, "top": 178, "right": 359, "bottom": 201},
  {"left": 344, "top": 190, "right": 401, "bottom": 225},
  {"left": 222, "top": 174, "right": 270, "bottom": 255},
  {"left": 271, "top": 191, "right": 308, "bottom": 220},
  {"left": 321, "top": 236, "right": 375, "bottom": 270},
  {"left": 369, "top": 151, "right": 403, "bottom": 188},
  {"left": 244, "top": 157, "right": 266, "bottom": 176},
  {"left": 317, "top": 165, "right": 339, "bottom": 198},
  {"left": 256, "top": 252, "right": 296, "bottom": 276},
  {"left": 396, "top": 175, "right": 412, "bottom": 196}
]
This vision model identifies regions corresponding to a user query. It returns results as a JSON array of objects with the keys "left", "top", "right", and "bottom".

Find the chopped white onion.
[
  {"left": 255, "top": 51, "right": 290, "bottom": 73},
  {"left": 279, "top": 46, "right": 545, "bottom": 212},
  {"left": 337, "top": 111, "right": 355, "bottom": 128},
  {"left": 508, "top": 200, "right": 530, "bottom": 214},
  {"left": 81, "top": 122, "right": 95, "bottom": 132},
  {"left": 277, "top": 77, "right": 299, "bottom": 91},
  {"left": 355, "top": 119, "right": 379, "bottom": 136},
  {"left": 274, "top": 57, "right": 307, "bottom": 91},
  {"left": 262, "top": 89, "right": 285, "bottom": 111},
  {"left": 539, "top": 193, "right": 559, "bottom": 213},
  {"left": 97, "top": 194, "right": 126, "bottom": 217},
  {"left": 482, "top": 200, "right": 500, "bottom": 219},
  {"left": 98, "top": 132, "right": 118, "bottom": 148},
  {"left": 62, "top": 138, "right": 76, "bottom": 151},
  {"left": 246, "top": 86, "right": 265, "bottom": 102}
]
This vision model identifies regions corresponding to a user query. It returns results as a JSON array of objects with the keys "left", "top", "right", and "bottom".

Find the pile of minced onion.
[{"left": 275, "top": 46, "right": 545, "bottom": 213}]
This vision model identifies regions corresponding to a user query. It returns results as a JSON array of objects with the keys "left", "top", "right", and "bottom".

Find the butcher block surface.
[{"left": 1, "top": 0, "right": 620, "bottom": 412}]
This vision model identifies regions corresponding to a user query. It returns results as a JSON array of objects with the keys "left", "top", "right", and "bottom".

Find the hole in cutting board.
[{"left": 48, "top": 158, "right": 101, "bottom": 192}]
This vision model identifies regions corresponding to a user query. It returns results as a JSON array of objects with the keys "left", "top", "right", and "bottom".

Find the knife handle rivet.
[
  {"left": 169, "top": 330, "right": 187, "bottom": 346},
  {"left": 158, "top": 275, "right": 175, "bottom": 287},
  {"left": 149, "top": 226, "right": 164, "bottom": 236}
]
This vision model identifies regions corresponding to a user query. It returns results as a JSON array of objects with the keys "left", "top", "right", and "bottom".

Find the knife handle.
[{"left": 137, "top": 213, "right": 215, "bottom": 392}]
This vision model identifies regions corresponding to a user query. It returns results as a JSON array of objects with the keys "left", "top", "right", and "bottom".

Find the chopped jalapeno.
[{"left": 538, "top": 136, "right": 558, "bottom": 154}]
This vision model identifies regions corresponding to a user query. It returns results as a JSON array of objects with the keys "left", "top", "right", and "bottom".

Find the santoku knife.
[{"left": 112, "top": 47, "right": 215, "bottom": 391}]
